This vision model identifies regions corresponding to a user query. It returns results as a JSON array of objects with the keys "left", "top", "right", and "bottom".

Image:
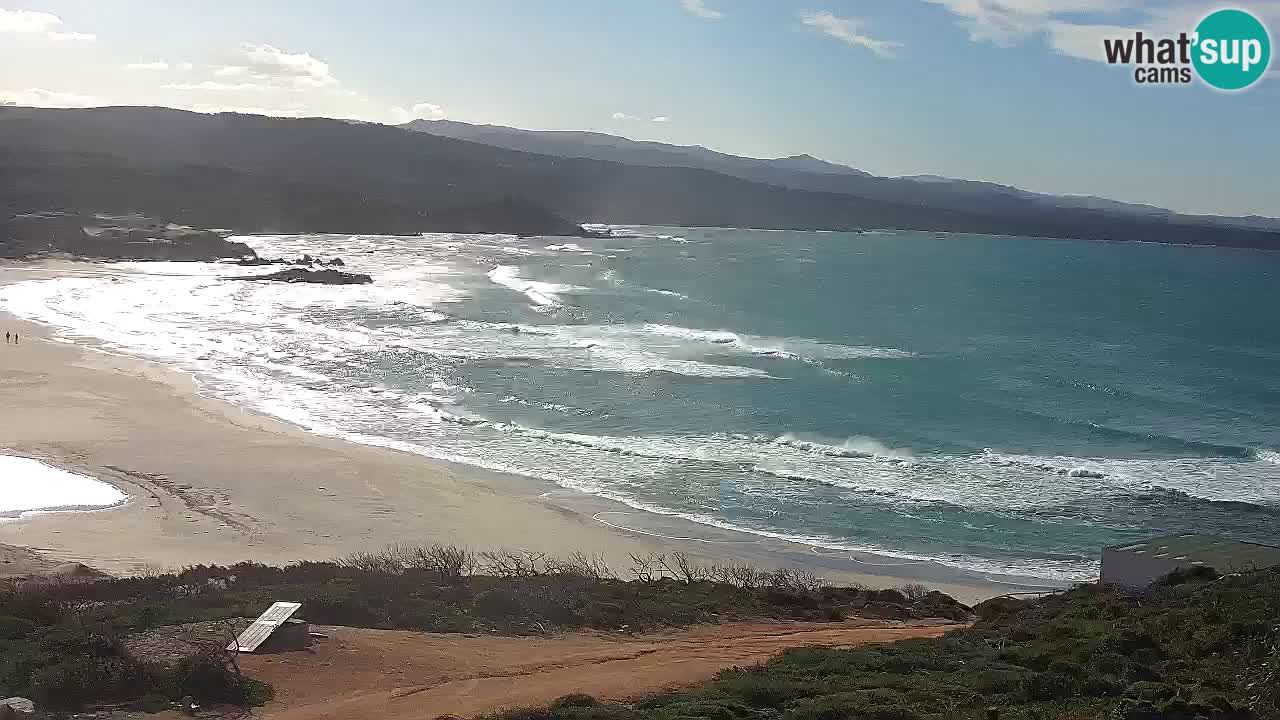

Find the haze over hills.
[
  {"left": 0, "top": 105, "right": 1277, "bottom": 249},
  {"left": 404, "top": 118, "right": 1280, "bottom": 234}
]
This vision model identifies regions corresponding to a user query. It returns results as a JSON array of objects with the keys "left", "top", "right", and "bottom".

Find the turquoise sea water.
[{"left": 4, "top": 227, "right": 1277, "bottom": 581}]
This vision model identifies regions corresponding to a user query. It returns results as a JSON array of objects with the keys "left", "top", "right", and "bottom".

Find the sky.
[{"left": 1, "top": 0, "right": 1277, "bottom": 217}]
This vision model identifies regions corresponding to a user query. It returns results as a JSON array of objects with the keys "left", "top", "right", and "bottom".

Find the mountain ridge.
[
  {"left": 403, "top": 118, "right": 1278, "bottom": 231},
  {"left": 0, "top": 105, "right": 1276, "bottom": 249}
]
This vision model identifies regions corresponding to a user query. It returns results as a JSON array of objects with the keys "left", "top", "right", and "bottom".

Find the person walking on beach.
[{"left": 4, "top": 331, "right": 8, "bottom": 344}]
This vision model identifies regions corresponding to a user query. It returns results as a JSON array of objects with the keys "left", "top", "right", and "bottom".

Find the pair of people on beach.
[{"left": 4, "top": 331, "right": 17, "bottom": 344}]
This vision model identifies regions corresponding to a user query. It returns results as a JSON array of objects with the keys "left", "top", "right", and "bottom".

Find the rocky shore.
[{"left": 0, "top": 213, "right": 253, "bottom": 262}]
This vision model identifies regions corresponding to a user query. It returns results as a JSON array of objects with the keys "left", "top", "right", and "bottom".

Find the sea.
[{"left": 2, "top": 227, "right": 1276, "bottom": 582}]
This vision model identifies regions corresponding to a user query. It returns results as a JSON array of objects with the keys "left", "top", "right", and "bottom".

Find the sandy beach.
[{"left": 0, "top": 261, "right": 1022, "bottom": 603}]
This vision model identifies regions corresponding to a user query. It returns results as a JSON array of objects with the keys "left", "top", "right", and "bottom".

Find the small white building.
[{"left": 1101, "top": 534, "right": 1280, "bottom": 587}]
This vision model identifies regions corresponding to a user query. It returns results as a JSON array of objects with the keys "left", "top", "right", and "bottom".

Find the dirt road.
[{"left": 242, "top": 620, "right": 956, "bottom": 720}]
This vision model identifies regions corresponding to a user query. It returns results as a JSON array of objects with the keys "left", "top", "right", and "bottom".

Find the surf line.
[
  {"left": 591, "top": 511, "right": 763, "bottom": 545},
  {"left": 809, "top": 545, "right": 928, "bottom": 567}
]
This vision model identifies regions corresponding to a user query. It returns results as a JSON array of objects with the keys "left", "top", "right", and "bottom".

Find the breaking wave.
[{"left": 486, "top": 265, "right": 583, "bottom": 306}]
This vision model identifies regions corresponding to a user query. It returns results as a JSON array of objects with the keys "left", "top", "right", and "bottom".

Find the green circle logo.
[{"left": 1192, "top": 9, "right": 1271, "bottom": 90}]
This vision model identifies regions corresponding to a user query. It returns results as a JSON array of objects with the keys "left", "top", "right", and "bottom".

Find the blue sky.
[{"left": 1, "top": 0, "right": 1276, "bottom": 216}]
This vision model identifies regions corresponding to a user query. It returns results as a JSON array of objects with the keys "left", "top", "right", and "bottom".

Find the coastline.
[{"left": 0, "top": 261, "right": 1056, "bottom": 602}]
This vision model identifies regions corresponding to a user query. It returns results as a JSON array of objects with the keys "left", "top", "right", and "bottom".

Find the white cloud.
[
  {"left": 46, "top": 30, "right": 94, "bottom": 42},
  {"left": 680, "top": 0, "right": 724, "bottom": 20},
  {"left": 125, "top": 61, "right": 170, "bottom": 71},
  {"left": 238, "top": 43, "right": 336, "bottom": 88},
  {"left": 0, "top": 8, "right": 61, "bottom": 33},
  {"left": 163, "top": 81, "right": 275, "bottom": 92},
  {"left": 651, "top": 116, "right": 671, "bottom": 122},
  {"left": 922, "top": 0, "right": 1142, "bottom": 47},
  {"left": 0, "top": 9, "right": 95, "bottom": 42},
  {"left": 177, "top": 61, "right": 194, "bottom": 71},
  {"left": 611, "top": 111, "right": 636, "bottom": 120},
  {"left": 193, "top": 46, "right": 338, "bottom": 92},
  {"left": 1044, "top": 21, "right": 1138, "bottom": 63},
  {"left": 388, "top": 101, "right": 448, "bottom": 124},
  {"left": 411, "top": 101, "right": 445, "bottom": 119},
  {"left": 924, "top": 0, "right": 1280, "bottom": 63},
  {"left": 0, "top": 87, "right": 99, "bottom": 108},
  {"left": 799, "top": 10, "right": 903, "bottom": 57}
]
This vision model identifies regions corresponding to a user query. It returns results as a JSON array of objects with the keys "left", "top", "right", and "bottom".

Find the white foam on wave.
[
  {"left": 589, "top": 225, "right": 688, "bottom": 242},
  {"left": 1256, "top": 449, "right": 1280, "bottom": 465},
  {"left": 487, "top": 265, "right": 583, "bottom": 306},
  {"left": 770, "top": 433, "right": 914, "bottom": 460},
  {"left": 545, "top": 243, "right": 592, "bottom": 253},
  {"left": 643, "top": 287, "right": 688, "bottom": 299},
  {"left": 0, "top": 456, "right": 127, "bottom": 517},
  {"left": 640, "top": 324, "right": 913, "bottom": 360},
  {"left": 396, "top": 413, "right": 1258, "bottom": 516},
  {"left": 979, "top": 449, "right": 1280, "bottom": 507},
  {"left": 380, "top": 320, "right": 771, "bottom": 379}
]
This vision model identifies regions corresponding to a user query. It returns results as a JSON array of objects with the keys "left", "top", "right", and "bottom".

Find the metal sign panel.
[{"left": 228, "top": 601, "right": 301, "bottom": 652}]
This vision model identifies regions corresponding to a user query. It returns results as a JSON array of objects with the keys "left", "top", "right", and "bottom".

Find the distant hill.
[
  {"left": 406, "top": 118, "right": 1279, "bottom": 236},
  {"left": 402, "top": 119, "right": 874, "bottom": 185},
  {"left": 1, "top": 106, "right": 1277, "bottom": 249}
]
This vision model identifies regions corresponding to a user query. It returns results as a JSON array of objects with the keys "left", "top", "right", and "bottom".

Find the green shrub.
[
  {"left": 656, "top": 699, "right": 753, "bottom": 720},
  {"left": 165, "top": 654, "right": 271, "bottom": 705},
  {"left": 23, "top": 628, "right": 153, "bottom": 710},
  {"left": 139, "top": 693, "right": 170, "bottom": 713},
  {"left": 715, "top": 672, "right": 818, "bottom": 708},
  {"left": 0, "top": 614, "right": 35, "bottom": 640},
  {"left": 1082, "top": 673, "right": 1125, "bottom": 697},
  {"left": 969, "top": 668, "right": 1026, "bottom": 695},
  {"left": 1122, "top": 681, "right": 1176, "bottom": 703},
  {"left": 551, "top": 693, "right": 599, "bottom": 709},
  {"left": 1093, "top": 652, "right": 1130, "bottom": 676},
  {"left": 1023, "top": 671, "right": 1076, "bottom": 701}
]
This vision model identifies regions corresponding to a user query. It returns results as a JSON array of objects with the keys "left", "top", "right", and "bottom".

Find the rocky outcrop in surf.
[
  {"left": 233, "top": 254, "right": 346, "bottom": 267},
  {"left": 236, "top": 268, "right": 373, "bottom": 285}
]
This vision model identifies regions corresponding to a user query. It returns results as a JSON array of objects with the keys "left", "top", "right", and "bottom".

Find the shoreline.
[{"left": 0, "top": 260, "right": 1060, "bottom": 602}]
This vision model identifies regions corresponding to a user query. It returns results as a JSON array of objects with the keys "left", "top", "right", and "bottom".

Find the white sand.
[{"left": 0, "top": 455, "right": 128, "bottom": 515}]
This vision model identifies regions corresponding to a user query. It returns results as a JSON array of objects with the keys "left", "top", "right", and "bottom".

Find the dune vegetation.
[
  {"left": 5, "top": 545, "right": 1277, "bottom": 719},
  {"left": 0, "top": 545, "right": 964, "bottom": 714},
  {"left": 493, "top": 566, "right": 1280, "bottom": 720}
]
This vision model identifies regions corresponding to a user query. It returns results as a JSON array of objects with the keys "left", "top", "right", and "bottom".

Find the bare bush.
[
  {"left": 545, "top": 552, "right": 616, "bottom": 580},
  {"left": 628, "top": 552, "right": 661, "bottom": 583},
  {"left": 657, "top": 551, "right": 708, "bottom": 584},
  {"left": 898, "top": 582, "right": 930, "bottom": 603},
  {"left": 707, "top": 563, "right": 769, "bottom": 589},
  {"left": 332, "top": 544, "right": 830, "bottom": 597},
  {"left": 768, "top": 568, "right": 827, "bottom": 593},
  {"left": 478, "top": 549, "right": 549, "bottom": 578},
  {"left": 407, "top": 544, "right": 476, "bottom": 582},
  {"left": 337, "top": 549, "right": 404, "bottom": 574}
]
